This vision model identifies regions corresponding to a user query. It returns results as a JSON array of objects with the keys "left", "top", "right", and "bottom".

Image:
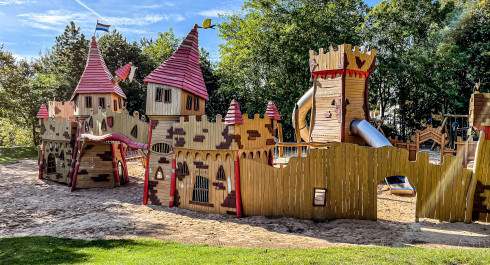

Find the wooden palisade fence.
[{"left": 240, "top": 142, "right": 486, "bottom": 223}]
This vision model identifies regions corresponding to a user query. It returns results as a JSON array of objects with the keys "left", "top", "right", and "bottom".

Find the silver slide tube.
[
  {"left": 350, "top": 119, "right": 392, "bottom": 148},
  {"left": 292, "top": 86, "right": 314, "bottom": 142}
]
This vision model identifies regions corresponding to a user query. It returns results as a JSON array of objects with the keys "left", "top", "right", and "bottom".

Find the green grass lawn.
[
  {"left": 0, "top": 237, "right": 489, "bottom": 265},
  {"left": 0, "top": 146, "right": 38, "bottom": 166}
]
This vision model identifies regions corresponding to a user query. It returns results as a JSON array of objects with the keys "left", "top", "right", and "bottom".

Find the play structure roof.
[
  {"left": 143, "top": 27, "right": 209, "bottom": 100},
  {"left": 36, "top": 104, "right": 49, "bottom": 118},
  {"left": 115, "top": 63, "right": 131, "bottom": 80},
  {"left": 70, "top": 36, "right": 126, "bottom": 101},
  {"left": 266, "top": 101, "right": 281, "bottom": 120},
  {"left": 225, "top": 99, "right": 244, "bottom": 124}
]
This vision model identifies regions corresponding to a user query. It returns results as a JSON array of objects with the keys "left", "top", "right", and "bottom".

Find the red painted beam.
[
  {"left": 80, "top": 133, "right": 148, "bottom": 150},
  {"left": 38, "top": 143, "right": 44, "bottom": 179},
  {"left": 119, "top": 143, "right": 130, "bottom": 183},
  {"left": 169, "top": 152, "right": 176, "bottom": 208},
  {"left": 143, "top": 121, "right": 153, "bottom": 205},
  {"left": 110, "top": 143, "right": 120, "bottom": 186},
  {"left": 234, "top": 150, "right": 243, "bottom": 218}
]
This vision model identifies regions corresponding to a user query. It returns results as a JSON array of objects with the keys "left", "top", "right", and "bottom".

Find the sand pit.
[{"left": 0, "top": 159, "right": 489, "bottom": 249}]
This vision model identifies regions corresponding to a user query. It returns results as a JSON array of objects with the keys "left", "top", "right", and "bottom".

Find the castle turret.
[{"left": 71, "top": 36, "right": 127, "bottom": 119}]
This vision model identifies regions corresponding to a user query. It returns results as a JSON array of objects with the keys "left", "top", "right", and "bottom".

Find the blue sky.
[{"left": 0, "top": 0, "right": 381, "bottom": 62}]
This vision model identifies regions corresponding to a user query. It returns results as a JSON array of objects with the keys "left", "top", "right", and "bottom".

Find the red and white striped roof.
[
  {"left": 225, "top": 99, "right": 243, "bottom": 124},
  {"left": 36, "top": 104, "right": 49, "bottom": 119},
  {"left": 115, "top": 63, "right": 131, "bottom": 80},
  {"left": 266, "top": 101, "right": 281, "bottom": 120},
  {"left": 144, "top": 27, "right": 208, "bottom": 100},
  {"left": 70, "top": 36, "right": 126, "bottom": 101}
]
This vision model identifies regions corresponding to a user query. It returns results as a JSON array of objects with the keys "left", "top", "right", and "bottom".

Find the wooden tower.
[
  {"left": 143, "top": 25, "right": 208, "bottom": 204},
  {"left": 71, "top": 36, "right": 127, "bottom": 119},
  {"left": 308, "top": 45, "right": 376, "bottom": 145}
]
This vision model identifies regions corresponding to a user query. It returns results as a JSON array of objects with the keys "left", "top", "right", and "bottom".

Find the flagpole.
[{"left": 94, "top": 20, "right": 98, "bottom": 37}]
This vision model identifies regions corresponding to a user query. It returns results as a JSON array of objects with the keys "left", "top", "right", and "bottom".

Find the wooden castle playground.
[{"left": 36, "top": 23, "right": 490, "bottom": 224}]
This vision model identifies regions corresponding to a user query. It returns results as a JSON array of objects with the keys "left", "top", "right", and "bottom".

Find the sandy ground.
[{"left": 0, "top": 159, "right": 489, "bottom": 249}]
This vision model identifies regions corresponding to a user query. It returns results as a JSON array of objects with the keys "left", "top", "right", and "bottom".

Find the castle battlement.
[{"left": 309, "top": 44, "right": 377, "bottom": 73}]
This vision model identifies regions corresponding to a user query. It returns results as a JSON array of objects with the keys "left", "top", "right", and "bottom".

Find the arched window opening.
[
  {"left": 55, "top": 143, "right": 59, "bottom": 152},
  {"left": 151, "top": 142, "right": 172, "bottom": 154},
  {"left": 101, "top": 119, "right": 107, "bottom": 131},
  {"left": 155, "top": 167, "right": 164, "bottom": 180},
  {"left": 60, "top": 150, "right": 64, "bottom": 160},
  {"left": 216, "top": 166, "right": 225, "bottom": 180},
  {"left": 182, "top": 162, "right": 189, "bottom": 175},
  {"left": 47, "top": 154, "right": 56, "bottom": 174},
  {"left": 192, "top": 176, "right": 209, "bottom": 203},
  {"left": 49, "top": 142, "right": 53, "bottom": 151},
  {"left": 131, "top": 125, "right": 137, "bottom": 138}
]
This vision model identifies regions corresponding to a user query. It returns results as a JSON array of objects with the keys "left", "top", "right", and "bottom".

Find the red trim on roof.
[
  {"left": 266, "top": 101, "right": 281, "bottom": 120},
  {"left": 225, "top": 100, "right": 243, "bottom": 124},
  {"left": 144, "top": 27, "right": 208, "bottom": 100},
  {"left": 115, "top": 63, "right": 131, "bottom": 80},
  {"left": 70, "top": 36, "right": 126, "bottom": 101},
  {"left": 36, "top": 104, "right": 49, "bottom": 119}
]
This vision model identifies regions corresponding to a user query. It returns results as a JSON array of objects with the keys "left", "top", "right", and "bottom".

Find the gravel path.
[{"left": 0, "top": 160, "right": 488, "bottom": 249}]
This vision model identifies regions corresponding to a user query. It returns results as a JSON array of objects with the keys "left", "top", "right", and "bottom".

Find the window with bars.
[
  {"left": 47, "top": 154, "right": 56, "bottom": 174},
  {"left": 113, "top": 100, "right": 117, "bottom": 111},
  {"left": 192, "top": 176, "right": 209, "bottom": 203},
  {"left": 85, "top": 96, "right": 92, "bottom": 108},
  {"left": 164, "top": 89, "right": 171, "bottom": 103},
  {"left": 194, "top": 96, "right": 199, "bottom": 111},
  {"left": 151, "top": 142, "right": 172, "bottom": 154},
  {"left": 99, "top": 97, "right": 105, "bottom": 109},
  {"left": 186, "top": 96, "right": 192, "bottom": 110},
  {"left": 216, "top": 165, "right": 225, "bottom": 180},
  {"left": 156, "top": 87, "right": 163, "bottom": 102},
  {"left": 182, "top": 162, "right": 189, "bottom": 175}
]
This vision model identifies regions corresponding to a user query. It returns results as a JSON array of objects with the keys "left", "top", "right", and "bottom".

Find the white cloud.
[
  {"left": 18, "top": 10, "right": 92, "bottom": 26},
  {"left": 198, "top": 9, "right": 231, "bottom": 18},
  {"left": 0, "top": 0, "right": 36, "bottom": 5},
  {"left": 117, "top": 27, "right": 148, "bottom": 35},
  {"left": 107, "top": 13, "right": 185, "bottom": 25}
]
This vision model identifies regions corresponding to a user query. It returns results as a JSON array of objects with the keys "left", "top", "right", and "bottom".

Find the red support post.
[
  {"left": 110, "top": 143, "right": 120, "bottom": 186},
  {"left": 119, "top": 143, "right": 130, "bottom": 183},
  {"left": 71, "top": 140, "right": 82, "bottom": 192},
  {"left": 169, "top": 152, "right": 176, "bottom": 207},
  {"left": 38, "top": 143, "right": 44, "bottom": 179},
  {"left": 69, "top": 120, "right": 83, "bottom": 187},
  {"left": 143, "top": 121, "right": 153, "bottom": 205},
  {"left": 234, "top": 150, "right": 243, "bottom": 218}
]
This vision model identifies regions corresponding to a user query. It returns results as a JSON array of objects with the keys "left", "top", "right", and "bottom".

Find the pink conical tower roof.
[
  {"left": 70, "top": 36, "right": 126, "bottom": 101},
  {"left": 36, "top": 104, "right": 49, "bottom": 119},
  {"left": 225, "top": 99, "right": 243, "bottom": 124},
  {"left": 144, "top": 26, "right": 208, "bottom": 100},
  {"left": 265, "top": 101, "right": 281, "bottom": 120}
]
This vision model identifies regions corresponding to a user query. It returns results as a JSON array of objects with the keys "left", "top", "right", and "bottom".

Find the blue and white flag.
[{"left": 96, "top": 21, "right": 110, "bottom": 32}]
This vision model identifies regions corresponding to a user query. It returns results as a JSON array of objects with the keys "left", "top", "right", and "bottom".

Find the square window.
[
  {"left": 118, "top": 98, "right": 122, "bottom": 109},
  {"left": 186, "top": 96, "right": 192, "bottom": 110},
  {"left": 194, "top": 96, "right": 199, "bottom": 111},
  {"left": 313, "top": 188, "right": 326, "bottom": 206},
  {"left": 99, "top": 97, "right": 105, "bottom": 109},
  {"left": 113, "top": 100, "right": 117, "bottom": 111},
  {"left": 85, "top": 96, "right": 92, "bottom": 108}
]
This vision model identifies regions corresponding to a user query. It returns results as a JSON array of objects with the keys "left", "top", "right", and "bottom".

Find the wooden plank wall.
[
  {"left": 344, "top": 75, "right": 368, "bottom": 145},
  {"left": 145, "top": 83, "right": 181, "bottom": 116},
  {"left": 76, "top": 142, "right": 116, "bottom": 188},
  {"left": 310, "top": 77, "right": 342, "bottom": 142},
  {"left": 238, "top": 114, "right": 277, "bottom": 150},
  {"left": 240, "top": 143, "right": 475, "bottom": 222},
  {"left": 172, "top": 115, "right": 231, "bottom": 150},
  {"left": 173, "top": 150, "right": 237, "bottom": 215},
  {"left": 48, "top": 101, "right": 75, "bottom": 121},
  {"left": 472, "top": 136, "right": 490, "bottom": 222},
  {"left": 85, "top": 105, "right": 149, "bottom": 145}
]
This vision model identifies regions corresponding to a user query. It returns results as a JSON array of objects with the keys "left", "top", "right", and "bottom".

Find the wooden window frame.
[
  {"left": 194, "top": 96, "right": 199, "bottom": 111},
  {"left": 118, "top": 98, "right": 122, "bottom": 109},
  {"left": 99, "top": 97, "right": 105, "bottom": 109},
  {"left": 313, "top": 188, "right": 327, "bottom": 206},
  {"left": 113, "top": 100, "right": 117, "bottom": 111},
  {"left": 156, "top": 87, "right": 163, "bottom": 102},
  {"left": 47, "top": 154, "right": 56, "bottom": 174},
  {"left": 85, "top": 96, "right": 92, "bottom": 108},
  {"left": 164, "top": 89, "right": 171, "bottom": 103},
  {"left": 186, "top": 96, "right": 193, "bottom": 110}
]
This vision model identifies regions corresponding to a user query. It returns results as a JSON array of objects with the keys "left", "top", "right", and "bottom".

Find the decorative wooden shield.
[{"left": 107, "top": 116, "right": 113, "bottom": 128}]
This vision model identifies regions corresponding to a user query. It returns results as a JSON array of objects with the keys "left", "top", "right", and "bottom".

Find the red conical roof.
[
  {"left": 70, "top": 36, "right": 126, "bottom": 101},
  {"left": 266, "top": 101, "right": 281, "bottom": 120},
  {"left": 225, "top": 99, "right": 243, "bottom": 124},
  {"left": 144, "top": 27, "right": 208, "bottom": 100},
  {"left": 115, "top": 63, "right": 131, "bottom": 80},
  {"left": 36, "top": 104, "right": 49, "bottom": 119}
]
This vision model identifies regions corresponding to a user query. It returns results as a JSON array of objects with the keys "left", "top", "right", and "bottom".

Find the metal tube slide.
[
  {"left": 350, "top": 119, "right": 392, "bottom": 148},
  {"left": 292, "top": 86, "right": 314, "bottom": 142}
]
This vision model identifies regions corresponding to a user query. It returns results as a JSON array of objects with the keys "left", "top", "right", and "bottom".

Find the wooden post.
[
  {"left": 119, "top": 143, "right": 130, "bottom": 183},
  {"left": 142, "top": 120, "right": 153, "bottom": 205},
  {"left": 294, "top": 105, "right": 302, "bottom": 157},
  {"left": 70, "top": 139, "right": 83, "bottom": 192},
  {"left": 278, "top": 123, "right": 284, "bottom": 157},
  {"left": 38, "top": 143, "right": 44, "bottom": 179},
  {"left": 110, "top": 143, "right": 120, "bottom": 186},
  {"left": 234, "top": 150, "right": 243, "bottom": 218},
  {"left": 169, "top": 152, "right": 176, "bottom": 207},
  {"left": 69, "top": 120, "right": 83, "bottom": 187}
]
